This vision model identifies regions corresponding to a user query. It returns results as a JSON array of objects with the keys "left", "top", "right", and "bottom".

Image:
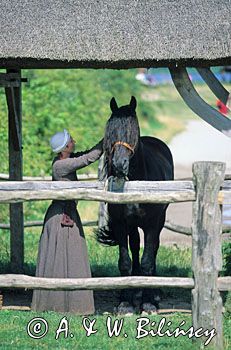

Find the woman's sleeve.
[{"left": 53, "top": 139, "right": 103, "bottom": 177}]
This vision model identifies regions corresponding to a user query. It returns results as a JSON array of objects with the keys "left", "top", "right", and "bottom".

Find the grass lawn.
[
  {"left": 1, "top": 310, "right": 230, "bottom": 350},
  {"left": 0, "top": 229, "right": 230, "bottom": 349}
]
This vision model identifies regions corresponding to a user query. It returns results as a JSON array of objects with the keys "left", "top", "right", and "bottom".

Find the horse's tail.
[{"left": 94, "top": 215, "right": 118, "bottom": 246}]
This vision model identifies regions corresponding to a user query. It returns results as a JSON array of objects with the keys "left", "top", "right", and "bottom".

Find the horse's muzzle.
[{"left": 112, "top": 158, "right": 129, "bottom": 178}]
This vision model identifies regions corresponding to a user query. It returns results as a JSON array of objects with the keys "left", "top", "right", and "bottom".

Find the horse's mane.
[{"left": 103, "top": 105, "right": 140, "bottom": 156}]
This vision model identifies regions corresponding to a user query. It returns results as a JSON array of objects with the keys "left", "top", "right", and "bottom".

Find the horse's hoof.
[
  {"left": 141, "top": 302, "right": 158, "bottom": 315},
  {"left": 117, "top": 301, "right": 135, "bottom": 316}
]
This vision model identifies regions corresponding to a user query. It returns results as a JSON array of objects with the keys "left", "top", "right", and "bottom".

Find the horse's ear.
[
  {"left": 110, "top": 97, "right": 118, "bottom": 112},
  {"left": 130, "top": 96, "right": 137, "bottom": 111}
]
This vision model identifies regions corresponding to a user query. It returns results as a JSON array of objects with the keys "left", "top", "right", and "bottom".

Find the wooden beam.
[
  {"left": 0, "top": 180, "right": 196, "bottom": 204},
  {"left": 16, "top": 179, "right": 226, "bottom": 190},
  {"left": 0, "top": 188, "right": 196, "bottom": 204},
  {"left": 0, "top": 274, "right": 230, "bottom": 292},
  {"left": 6, "top": 68, "right": 24, "bottom": 274},
  {"left": 169, "top": 67, "right": 231, "bottom": 138},
  {"left": 164, "top": 220, "right": 231, "bottom": 236},
  {"left": 0, "top": 179, "right": 195, "bottom": 191},
  {"left": 192, "top": 162, "right": 225, "bottom": 350},
  {"left": 0, "top": 274, "right": 195, "bottom": 290},
  {"left": 197, "top": 68, "right": 230, "bottom": 105},
  {"left": 0, "top": 179, "right": 230, "bottom": 204}
]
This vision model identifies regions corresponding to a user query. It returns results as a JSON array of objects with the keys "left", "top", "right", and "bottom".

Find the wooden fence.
[{"left": 0, "top": 161, "right": 231, "bottom": 349}]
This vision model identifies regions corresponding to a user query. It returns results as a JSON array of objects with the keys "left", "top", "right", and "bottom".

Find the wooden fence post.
[
  {"left": 192, "top": 161, "right": 225, "bottom": 349},
  {"left": 5, "top": 69, "right": 24, "bottom": 273}
]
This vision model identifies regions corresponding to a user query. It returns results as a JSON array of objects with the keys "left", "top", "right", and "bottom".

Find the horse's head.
[{"left": 103, "top": 96, "right": 140, "bottom": 178}]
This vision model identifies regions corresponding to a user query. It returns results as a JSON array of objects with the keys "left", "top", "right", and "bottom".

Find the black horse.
[{"left": 96, "top": 96, "right": 174, "bottom": 314}]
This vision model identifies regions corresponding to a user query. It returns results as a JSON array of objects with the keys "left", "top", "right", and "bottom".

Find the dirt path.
[{"left": 160, "top": 119, "right": 231, "bottom": 248}]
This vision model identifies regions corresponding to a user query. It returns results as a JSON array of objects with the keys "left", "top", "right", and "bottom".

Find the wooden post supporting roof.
[{"left": 5, "top": 69, "right": 24, "bottom": 273}]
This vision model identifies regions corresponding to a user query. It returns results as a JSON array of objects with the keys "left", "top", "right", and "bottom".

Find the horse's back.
[{"left": 140, "top": 136, "right": 174, "bottom": 181}]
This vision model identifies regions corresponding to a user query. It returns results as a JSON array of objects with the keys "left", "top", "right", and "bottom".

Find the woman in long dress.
[{"left": 31, "top": 129, "right": 103, "bottom": 314}]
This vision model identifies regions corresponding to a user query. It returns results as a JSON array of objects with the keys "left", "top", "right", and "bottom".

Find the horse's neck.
[{"left": 129, "top": 141, "right": 147, "bottom": 180}]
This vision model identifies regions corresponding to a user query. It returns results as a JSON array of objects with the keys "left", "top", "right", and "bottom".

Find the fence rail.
[
  {"left": 0, "top": 274, "right": 230, "bottom": 291},
  {"left": 0, "top": 162, "right": 230, "bottom": 349},
  {"left": 0, "top": 220, "right": 97, "bottom": 229},
  {"left": 0, "top": 180, "right": 230, "bottom": 204},
  {"left": 1, "top": 219, "right": 230, "bottom": 235}
]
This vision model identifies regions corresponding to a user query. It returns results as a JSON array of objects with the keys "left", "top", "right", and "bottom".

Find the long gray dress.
[{"left": 31, "top": 141, "right": 103, "bottom": 314}]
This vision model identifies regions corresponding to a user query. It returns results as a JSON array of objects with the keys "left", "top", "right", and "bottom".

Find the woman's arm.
[{"left": 53, "top": 139, "right": 103, "bottom": 177}]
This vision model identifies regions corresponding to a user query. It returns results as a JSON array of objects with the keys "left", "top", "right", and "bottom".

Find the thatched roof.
[{"left": 0, "top": 0, "right": 230, "bottom": 69}]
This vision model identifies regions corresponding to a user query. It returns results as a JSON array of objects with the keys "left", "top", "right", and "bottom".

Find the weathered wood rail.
[
  {"left": 1, "top": 219, "right": 230, "bottom": 235},
  {"left": 0, "top": 220, "right": 97, "bottom": 229},
  {"left": 0, "top": 179, "right": 230, "bottom": 204},
  {"left": 0, "top": 161, "right": 230, "bottom": 349},
  {"left": 0, "top": 274, "right": 230, "bottom": 291}
]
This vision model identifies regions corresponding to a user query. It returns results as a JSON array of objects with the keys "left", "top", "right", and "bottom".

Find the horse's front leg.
[
  {"left": 116, "top": 226, "right": 135, "bottom": 315},
  {"left": 141, "top": 213, "right": 165, "bottom": 313},
  {"left": 118, "top": 238, "right": 131, "bottom": 277}
]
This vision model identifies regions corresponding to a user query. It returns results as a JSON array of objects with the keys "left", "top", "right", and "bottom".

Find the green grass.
[
  {"left": 1, "top": 310, "right": 230, "bottom": 350},
  {"left": 0, "top": 228, "right": 230, "bottom": 349}
]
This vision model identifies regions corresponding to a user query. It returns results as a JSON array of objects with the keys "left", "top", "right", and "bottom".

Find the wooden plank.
[
  {"left": 6, "top": 68, "right": 24, "bottom": 274},
  {"left": 0, "top": 274, "right": 230, "bottom": 292},
  {"left": 164, "top": 220, "right": 231, "bottom": 235},
  {"left": 0, "top": 274, "right": 195, "bottom": 290},
  {"left": 0, "top": 188, "right": 196, "bottom": 204},
  {"left": 10, "top": 178, "right": 227, "bottom": 191},
  {"left": 0, "top": 180, "right": 229, "bottom": 204},
  {"left": 169, "top": 67, "right": 231, "bottom": 138},
  {"left": 218, "top": 277, "right": 231, "bottom": 292},
  {"left": 0, "top": 180, "right": 195, "bottom": 191},
  {"left": 192, "top": 162, "right": 225, "bottom": 350},
  {"left": 0, "top": 180, "right": 197, "bottom": 204},
  {"left": 0, "top": 220, "right": 98, "bottom": 229},
  {"left": 197, "top": 68, "right": 230, "bottom": 105},
  {"left": 1, "top": 219, "right": 230, "bottom": 236}
]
